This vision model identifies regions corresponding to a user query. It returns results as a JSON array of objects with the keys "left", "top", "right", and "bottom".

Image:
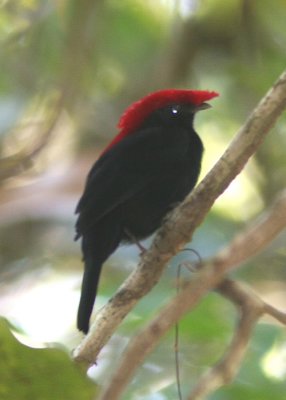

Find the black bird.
[{"left": 75, "top": 89, "right": 218, "bottom": 333}]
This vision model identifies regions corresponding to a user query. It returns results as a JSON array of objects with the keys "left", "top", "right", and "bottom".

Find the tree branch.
[
  {"left": 186, "top": 278, "right": 286, "bottom": 400},
  {"left": 74, "top": 69, "right": 286, "bottom": 367},
  {"left": 0, "top": 92, "right": 65, "bottom": 182},
  {"left": 212, "top": 189, "right": 286, "bottom": 269},
  {"left": 96, "top": 187, "right": 286, "bottom": 400}
]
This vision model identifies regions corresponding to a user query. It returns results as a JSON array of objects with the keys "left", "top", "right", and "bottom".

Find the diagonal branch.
[
  {"left": 74, "top": 69, "right": 286, "bottom": 365},
  {"left": 96, "top": 189, "right": 286, "bottom": 400},
  {"left": 212, "top": 189, "right": 286, "bottom": 269}
]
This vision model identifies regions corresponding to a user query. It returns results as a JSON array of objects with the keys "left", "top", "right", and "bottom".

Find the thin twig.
[
  {"left": 175, "top": 264, "right": 183, "bottom": 400},
  {"left": 174, "top": 249, "right": 202, "bottom": 400}
]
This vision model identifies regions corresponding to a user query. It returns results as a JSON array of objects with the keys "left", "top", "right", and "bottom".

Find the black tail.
[
  {"left": 76, "top": 215, "right": 122, "bottom": 333},
  {"left": 77, "top": 253, "right": 102, "bottom": 334},
  {"left": 76, "top": 228, "right": 121, "bottom": 333}
]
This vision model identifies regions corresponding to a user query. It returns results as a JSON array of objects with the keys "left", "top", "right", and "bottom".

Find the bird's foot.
[{"left": 124, "top": 229, "right": 147, "bottom": 255}]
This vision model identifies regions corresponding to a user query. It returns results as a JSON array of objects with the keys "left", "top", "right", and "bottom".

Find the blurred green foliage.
[
  {"left": 0, "top": 0, "right": 286, "bottom": 399},
  {"left": 0, "top": 318, "right": 96, "bottom": 400}
]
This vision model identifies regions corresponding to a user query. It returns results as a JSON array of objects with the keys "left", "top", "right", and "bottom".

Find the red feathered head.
[{"left": 103, "top": 89, "right": 219, "bottom": 154}]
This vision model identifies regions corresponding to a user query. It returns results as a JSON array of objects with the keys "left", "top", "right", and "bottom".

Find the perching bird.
[{"left": 75, "top": 89, "right": 218, "bottom": 333}]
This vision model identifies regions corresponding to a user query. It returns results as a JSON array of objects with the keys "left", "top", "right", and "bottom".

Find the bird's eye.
[{"left": 171, "top": 105, "right": 180, "bottom": 115}]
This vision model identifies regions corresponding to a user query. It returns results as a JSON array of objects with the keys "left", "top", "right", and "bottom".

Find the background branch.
[
  {"left": 187, "top": 280, "right": 264, "bottom": 400},
  {"left": 187, "top": 278, "right": 286, "bottom": 400},
  {"left": 0, "top": 93, "right": 65, "bottom": 182},
  {"left": 212, "top": 189, "right": 286, "bottom": 269}
]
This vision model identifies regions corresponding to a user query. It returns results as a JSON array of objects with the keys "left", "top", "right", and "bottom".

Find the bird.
[{"left": 75, "top": 89, "right": 219, "bottom": 333}]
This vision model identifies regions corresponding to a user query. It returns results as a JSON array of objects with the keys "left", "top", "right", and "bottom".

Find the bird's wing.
[{"left": 75, "top": 126, "right": 188, "bottom": 238}]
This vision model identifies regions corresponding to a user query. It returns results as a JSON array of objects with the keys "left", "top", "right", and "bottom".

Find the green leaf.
[{"left": 0, "top": 318, "right": 96, "bottom": 400}]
